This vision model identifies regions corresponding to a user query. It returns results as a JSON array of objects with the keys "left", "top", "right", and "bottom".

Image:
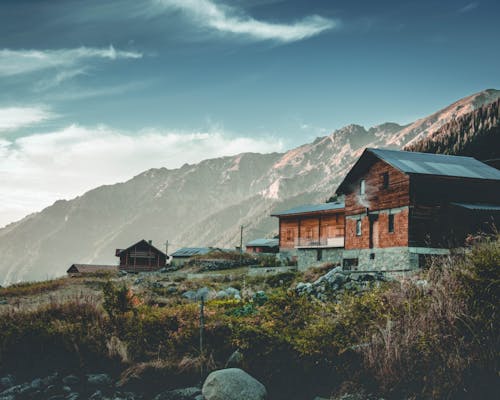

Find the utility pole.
[
  {"left": 199, "top": 296, "right": 205, "bottom": 382},
  {"left": 164, "top": 240, "right": 169, "bottom": 255},
  {"left": 239, "top": 225, "right": 244, "bottom": 267}
]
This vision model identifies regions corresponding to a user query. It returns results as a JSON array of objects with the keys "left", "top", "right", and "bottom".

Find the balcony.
[{"left": 295, "top": 236, "right": 344, "bottom": 248}]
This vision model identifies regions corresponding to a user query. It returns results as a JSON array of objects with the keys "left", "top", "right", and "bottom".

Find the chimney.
[{"left": 148, "top": 240, "right": 152, "bottom": 245}]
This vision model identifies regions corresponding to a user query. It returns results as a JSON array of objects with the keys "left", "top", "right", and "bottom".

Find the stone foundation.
[{"left": 296, "top": 248, "right": 343, "bottom": 271}]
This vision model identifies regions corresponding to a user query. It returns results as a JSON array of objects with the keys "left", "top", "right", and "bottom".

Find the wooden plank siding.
[
  {"left": 278, "top": 211, "right": 345, "bottom": 249},
  {"left": 344, "top": 159, "right": 410, "bottom": 250}
]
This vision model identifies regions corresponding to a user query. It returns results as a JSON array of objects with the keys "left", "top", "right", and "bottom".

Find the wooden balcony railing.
[{"left": 295, "top": 236, "right": 344, "bottom": 248}]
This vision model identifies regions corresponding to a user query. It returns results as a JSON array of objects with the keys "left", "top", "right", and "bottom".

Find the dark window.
[
  {"left": 360, "top": 179, "right": 366, "bottom": 195},
  {"left": 356, "top": 219, "right": 362, "bottom": 236},
  {"left": 343, "top": 258, "right": 359, "bottom": 270},
  {"left": 317, "top": 249, "right": 323, "bottom": 261},
  {"left": 382, "top": 172, "right": 389, "bottom": 189},
  {"left": 370, "top": 253, "right": 375, "bottom": 260},
  {"left": 388, "top": 214, "right": 395, "bottom": 233}
]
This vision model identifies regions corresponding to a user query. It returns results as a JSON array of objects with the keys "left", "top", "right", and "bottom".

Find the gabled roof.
[
  {"left": 246, "top": 238, "right": 279, "bottom": 247},
  {"left": 271, "top": 202, "right": 344, "bottom": 217},
  {"left": 67, "top": 264, "right": 118, "bottom": 273},
  {"left": 336, "top": 148, "right": 500, "bottom": 194},
  {"left": 116, "top": 239, "right": 166, "bottom": 256}
]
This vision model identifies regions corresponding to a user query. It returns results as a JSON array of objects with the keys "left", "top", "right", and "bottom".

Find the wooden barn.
[
  {"left": 245, "top": 238, "right": 279, "bottom": 254},
  {"left": 115, "top": 239, "right": 167, "bottom": 273},
  {"left": 335, "top": 148, "right": 500, "bottom": 272},
  {"left": 67, "top": 264, "right": 118, "bottom": 276}
]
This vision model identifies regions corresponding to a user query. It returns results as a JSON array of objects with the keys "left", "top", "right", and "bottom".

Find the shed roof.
[
  {"left": 67, "top": 264, "right": 118, "bottom": 274},
  {"left": 450, "top": 202, "right": 500, "bottom": 211},
  {"left": 246, "top": 238, "right": 279, "bottom": 247},
  {"left": 170, "top": 247, "right": 212, "bottom": 257},
  {"left": 337, "top": 148, "right": 500, "bottom": 194},
  {"left": 271, "top": 202, "right": 344, "bottom": 217}
]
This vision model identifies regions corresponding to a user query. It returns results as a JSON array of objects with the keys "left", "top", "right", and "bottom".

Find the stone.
[
  {"left": 47, "top": 395, "right": 67, "bottom": 400},
  {"left": 182, "top": 290, "right": 198, "bottom": 300},
  {"left": 62, "top": 375, "right": 80, "bottom": 386},
  {"left": 202, "top": 368, "right": 267, "bottom": 400},
  {"left": 225, "top": 287, "right": 240, "bottom": 297},
  {"left": 43, "top": 373, "right": 60, "bottom": 386},
  {"left": 152, "top": 386, "right": 201, "bottom": 400},
  {"left": 0, "top": 300, "right": 7, "bottom": 305},
  {"left": 30, "top": 378, "right": 44, "bottom": 389},
  {"left": 89, "top": 390, "right": 103, "bottom": 400},
  {"left": 0, "top": 376, "right": 14, "bottom": 390},
  {"left": 87, "top": 374, "right": 112, "bottom": 387},
  {"left": 225, "top": 350, "right": 244, "bottom": 368},
  {"left": 167, "top": 286, "right": 178, "bottom": 294},
  {"left": 66, "top": 393, "right": 80, "bottom": 400},
  {"left": 216, "top": 290, "right": 229, "bottom": 299}
]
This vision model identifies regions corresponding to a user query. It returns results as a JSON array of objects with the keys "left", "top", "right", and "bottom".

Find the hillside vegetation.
[{"left": 0, "top": 236, "right": 498, "bottom": 399}]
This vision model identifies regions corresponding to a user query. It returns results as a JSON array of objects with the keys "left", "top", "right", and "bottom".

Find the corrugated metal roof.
[
  {"left": 67, "top": 264, "right": 118, "bottom": 273},
  {"left": 369, "top": 148, "right": 500, "bottom": 180},
  {"left": 272, "top": 202, "right": 344, "bottom": 216},
  {"left": 170, "top": 247, "right": 212, "bottom": 257},
  {"left": 246, "top": 238, "right": 279, "bottom": 247},
  {"left": 451, "top": 202, "right": 500, "bottom": 211}
]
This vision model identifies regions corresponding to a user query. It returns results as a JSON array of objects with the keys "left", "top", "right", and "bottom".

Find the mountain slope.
[{"left": 1, "top": 89, "right": 499, "bottom": 284}]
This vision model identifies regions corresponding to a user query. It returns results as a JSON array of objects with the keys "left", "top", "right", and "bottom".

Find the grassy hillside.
[{"left": 0, "top": 236, "right": 498, "bottom": 399}]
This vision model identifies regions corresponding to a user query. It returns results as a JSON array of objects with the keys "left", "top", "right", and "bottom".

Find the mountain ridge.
[{"left": 1, "top": 89, "right": 499, "bottom": 284}]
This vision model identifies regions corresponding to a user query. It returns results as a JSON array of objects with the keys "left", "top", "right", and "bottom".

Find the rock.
[
  {"left": 134, "top": 278, "right": 144, "bottom": 285},
  {"left": 43, "top": 373, "right": 60, "bottom": 386},
  {"left": 0, "top": 395, "right": 15, "bottom": 400},
  {"left": 0, "top": 299, "right": 7, "bottom": 305},
  {"left": 62, "top": 375, "right": 80, "bottom": 386},
  {"left": 1, "top": 383, "right": 32, "bottom": 396},
  {"left": 202, "top": 368, "right": 267, "bottom": 400},
  {"left": 87, "top": 374, "right": 112, "bottom": 387},
  {"left": 151, "top": 282, "right": 164, "bottom": 289},
  {"left": 225, "top": 350, "right": 244, "bottom": 368},
  {"left": 225, "top": 287, "right": 240, "bottom": 297},
  {"left": 89, "top": 390, "right": 103, "bottom": 400},
  {"left": 0, "top": 375, "right": 14, "bottom": 390},
  {"left": 47, "top": 395, "right": 67, "bottom": 400},
  {"left": 252, "top": 291, "right": 267, "bottom": 306},
  {"left": 159, "top": 267, "right": 168, "bottom": 273},
  {"left": 152, "top": 386, "right": 201, "bottom": 400},
  {"left": 216, "top": 290, "right": 229, "bottom": 299},
  {"left": 182, "top": 290, "right": 198, "bottom": 300},
  {"left": 44, "top": 385, "right": 61, "bottom": 395},
  {"left": 167, "top": 286, "right": 178, "bottom": 294},
  {"left": 30, "top": 378, "right": 44, "bottom": 389},
  {"left": 66, "top": 393, "right": 80, "bottom": 400}
]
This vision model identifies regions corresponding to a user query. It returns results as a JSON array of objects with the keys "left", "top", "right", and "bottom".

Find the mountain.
[{"left": 1, "top": 89, "right": 499, "bottom": 284}]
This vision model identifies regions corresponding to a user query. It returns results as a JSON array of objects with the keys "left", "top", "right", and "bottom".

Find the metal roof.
[
  {"left": 368, "top": 148, "right": 500, "bottom": 180},
  {"left": 246, "top": 238, "right": 279, "bottom": 247},
  {"left": 170, "top": 247, "right": 212, "bottom": 257},
  {"left": 67, "top": 264, "right": 118, "bottom": 273},
  {"left": 450, "top": 202, "right": 500, "bottom": 211},
  {"left": 271, "top": 202, "right": 344, "bottom": 216}
]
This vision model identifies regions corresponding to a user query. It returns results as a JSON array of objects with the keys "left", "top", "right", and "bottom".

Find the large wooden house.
[
  {"left": 115, "top": 239, "right": 167, "bottom": 272},
  {"left": 335, "top": 148, "right": 500, "bottom": 272}
]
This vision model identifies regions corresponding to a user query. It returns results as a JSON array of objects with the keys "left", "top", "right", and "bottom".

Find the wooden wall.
[{"left": 278, "top": 211, "right": 345, "bottom": 248}]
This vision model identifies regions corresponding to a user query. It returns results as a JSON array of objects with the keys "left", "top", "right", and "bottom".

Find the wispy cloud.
[
  {"left": 0, "top": 107, "right": 55, "bottom": 132},
  {"left": 153, "top": 0, "right": 337, "bottom": 43},
  {"left": 0, "top": 124, "right": 284, "bottom": 227},
  {"left": 458, "top": 2, "right": 479, "bottom": 13},
  {"left": 0, "top": 46, "right": 142, "bottom": 77}
]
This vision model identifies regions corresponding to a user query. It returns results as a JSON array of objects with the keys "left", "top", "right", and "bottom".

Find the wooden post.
[{"left": 199, "top": 296, "right": 205, "bottom": 382}]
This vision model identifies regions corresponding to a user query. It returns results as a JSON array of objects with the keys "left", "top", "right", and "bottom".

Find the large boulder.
[
  {"left": 202, "top": 368, "right": 266, "bottom": 400},
  {"left": 153, "top": 386, "right": 201, "bottom": 400}
]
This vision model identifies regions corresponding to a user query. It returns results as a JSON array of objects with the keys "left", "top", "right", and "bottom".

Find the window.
[
  {"left": 360, "top": 179, "right": 366, "bottom": 195},
  {"left": 382, "top": 172, "right": 389, "bottom": 189},
  {"left": 388, "top": 214, "right": 395, "bottom": 233},
  {"left": 316, "top": 249, "right": 323, "bottom": 261},
  {"left": 356, "top": 219, "right": 362, "bottom": 236},
  {"left": 343, "top": 258, "right": 359, "bottom": 270},
  {"left": 286, "top": 229, "right": 293, "bottom": 241},
  {"left": 370, "top": 253, "right": 375, "bottom": 260}
]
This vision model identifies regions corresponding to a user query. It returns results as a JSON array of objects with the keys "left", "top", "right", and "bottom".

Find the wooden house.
[
  {"left": 67, "top": 264, "right": 118, "bottom": 276},
  {"left": 115, "top": 239, "right": 167, "bottom": 273},
  {"left": 169, "top": 247, "right": 211, "bottom": 267},
  {"left": 335, "top": 148, "right": 500, "bottom": 272},
  {"left": 245, "top": 238, "right": 279, "bottom": 254},
  {"left": 271, "top": 202, "right": 345, "bottom": 269}
]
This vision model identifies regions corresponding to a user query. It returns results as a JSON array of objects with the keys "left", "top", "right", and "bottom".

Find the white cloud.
[
  {"left": 458, "top": 2, "right": 479, "bottom": 13},
  {"left": 0, "top": 124, "right": 284, "bottom": 227},
  {"left": 0, "top": 45, "right": 142, "bottom": 77},
  {"left": 0, "top": 107, "right": 54, "bottom": 132},
  {"left": 153, "top": 0, "right": 336, "bottom": 42}
]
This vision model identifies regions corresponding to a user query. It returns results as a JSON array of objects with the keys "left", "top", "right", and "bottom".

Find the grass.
[{"left": 0, "top": 278, "right": 66, "bottom": 298}]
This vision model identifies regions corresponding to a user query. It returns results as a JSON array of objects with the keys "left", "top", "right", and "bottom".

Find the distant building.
[
  {"left": 271, "top": 202, "right": 345, "bottom": 269},
  {"left": 169, "top": 247, "right": 212, "bottom": 267},
  {"left": 115, "top": 239, "right": 167, "bottom": 273},
  {"left": 67, "top": 264, "right": 118, "bottom": 276},
  {"left": 245, "top": 238, "right": 279, "bottom": 254},
  {"left": 335, "top": 148, "right": 500, "bottom": 272}
]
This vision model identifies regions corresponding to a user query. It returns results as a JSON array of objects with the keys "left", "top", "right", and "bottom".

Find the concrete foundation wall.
[{"left": 296, "top": 248, "right": 343, "bottom": 271}]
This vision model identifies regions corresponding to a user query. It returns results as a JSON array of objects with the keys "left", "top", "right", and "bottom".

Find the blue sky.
[{"left": 0, "top": 0, "right": 499, "bottom": 226}]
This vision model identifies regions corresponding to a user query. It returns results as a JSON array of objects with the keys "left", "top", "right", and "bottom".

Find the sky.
[{"left": 1, "top": 0, "right": 500, "bottom": 227}]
